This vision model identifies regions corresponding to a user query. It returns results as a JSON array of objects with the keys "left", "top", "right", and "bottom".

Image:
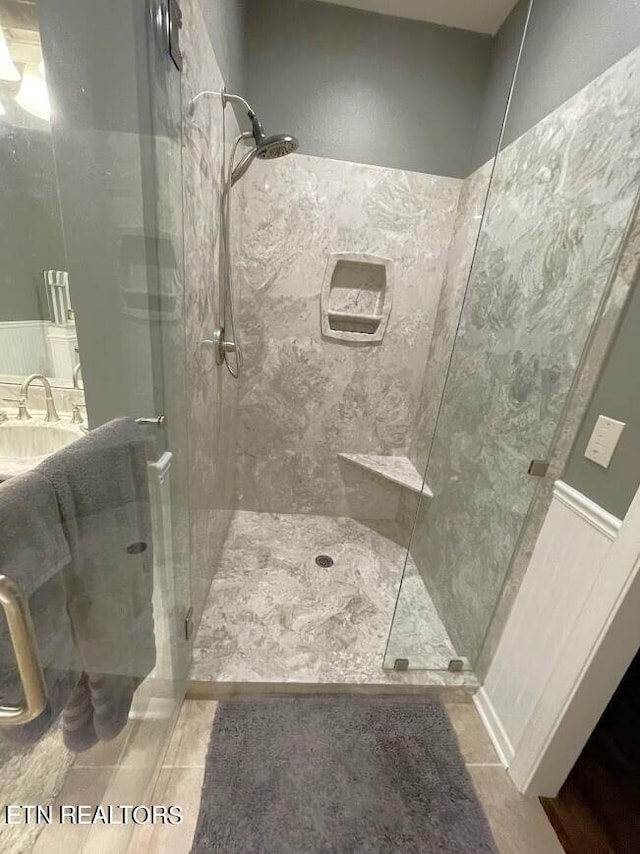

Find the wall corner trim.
[
  {"left": 473, "top": 687, "right": 514, "bottom": 768},
  {"left": 553, "top": 480, "right": 622, "bottom": 540}
]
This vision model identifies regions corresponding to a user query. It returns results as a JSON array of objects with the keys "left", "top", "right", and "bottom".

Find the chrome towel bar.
[{"left": 0, "top": 575, "right": 47, "bottom": 725}]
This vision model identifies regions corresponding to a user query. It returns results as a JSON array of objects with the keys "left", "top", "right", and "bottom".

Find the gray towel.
[
  {"left": 37, "top": 417, "right": 155, "bottom": 750},
  {"left": 0, "top": 470, "right": 80, "bottom": 747}
]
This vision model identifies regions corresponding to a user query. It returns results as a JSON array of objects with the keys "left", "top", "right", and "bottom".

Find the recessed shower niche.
[{"left": 320, "top": 252, "right": 393, "bottom": 343}]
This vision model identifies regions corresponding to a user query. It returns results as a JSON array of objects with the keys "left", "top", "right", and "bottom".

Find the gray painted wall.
[
  {"left": 564, "top": 273, "right": 640, "bottom": 520},
  {"left": 198, "top": 0, "right": 245, "bottom": 93},
  {"left": 244, "top": 0, "right": 493, "bottom": 178},
  {"left": 500, "top": 0, "right": 640, "bottom": 148},
  {"left": 0, "top": 124, "right": 66, "bottom": 322},
  {"left": 469, "top": 0, "right": 530, "bottom": 171},
  {"left": 243, "top": 0, "right": 640, "bottom": 177}
]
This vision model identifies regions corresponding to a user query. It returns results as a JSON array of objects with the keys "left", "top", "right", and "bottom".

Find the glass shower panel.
[
  {"left": 382, "top": 0, "right": 535, "bottom": 674},
  {"left": 0, "top": 2, "right": 189, "bottom": 852},
  {"left": 224, "top": 0, "right": 537, "bottom": 690},
  {"left": 386, "top": 0, "right": 640, "bottom": 672}
]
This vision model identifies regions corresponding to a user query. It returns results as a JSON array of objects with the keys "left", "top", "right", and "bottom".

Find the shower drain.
[{"left": 315, "top": 554, "right": 334, "bottom": 568}]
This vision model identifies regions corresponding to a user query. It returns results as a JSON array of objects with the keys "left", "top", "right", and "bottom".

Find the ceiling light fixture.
[
  {"left": 15, "top": 63, "right": 50, "bottom": 121},
  {"left": 0, "top": 26, "right": 20, "bottom": 82}
]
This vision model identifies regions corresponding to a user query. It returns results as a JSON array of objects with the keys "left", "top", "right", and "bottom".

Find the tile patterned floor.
[
  {"left": 191, "top": 511, "right": 472, "bottom": 687},
  {"left": 128, "top": 702, "right": 218, "bottom": 854},
  {"left": 31, "top": 695, "right": 181, "bottom": 854},
  {"left": 129, "top": 699, "right": 564, "bottom": 854}
]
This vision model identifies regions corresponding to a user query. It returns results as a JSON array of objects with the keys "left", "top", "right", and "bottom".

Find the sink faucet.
[
  {"left": 73, "top": 361, "right": 83, "bottom": 389},
  {"left": 20, "top": 374, "right": 60, "bottom": 422}
]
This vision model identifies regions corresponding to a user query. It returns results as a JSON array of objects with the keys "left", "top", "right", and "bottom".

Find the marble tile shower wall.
[
  {"left": 408, "top": 46, "right": 640, "bottom": 666},
  {"left": 396, "top": 161, "right": 493, "bottom": 548},
  {"left": 408, "top": 161, "right": 493, "bottom": 475},
  {"left": 234, "top": 153, "right": 461, "bottom": 526},
  {"left": 181, "top": 0, "right": 240, "bottom": 627}
]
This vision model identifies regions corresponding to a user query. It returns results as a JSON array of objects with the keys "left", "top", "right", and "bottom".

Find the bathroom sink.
[{"left": 0, "top": 421, "right": 85, "bottom": 480}]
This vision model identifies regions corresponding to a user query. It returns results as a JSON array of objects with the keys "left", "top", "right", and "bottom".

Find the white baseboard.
[{"left": 474, "top": 687, "right": 514, "bottom": 768}]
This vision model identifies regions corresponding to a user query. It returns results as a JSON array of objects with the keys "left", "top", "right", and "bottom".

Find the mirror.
[{"left": 0, "top": 7, "right": 82, "bottom": 392}]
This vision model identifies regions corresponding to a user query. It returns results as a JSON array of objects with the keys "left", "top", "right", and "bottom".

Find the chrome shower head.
[
  {"left": 216, "top": 89, "right": 299, "bottom": 186},
  {"left": 230, "top": 128, "right": 299, "bottom": 186},
  {"left": 250, "top": 112, "right": 299, "bottom": 159},
  {"left": 256, "top": 134, "right": 299, "bottom": 160}
]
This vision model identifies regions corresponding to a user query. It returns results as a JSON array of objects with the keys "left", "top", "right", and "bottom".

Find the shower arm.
[
  {"left": 189, "top": 88, "right": 257, "bottom": 119},
  {"left": 222, "top": 89, "right": 256, "bottom": 118}
]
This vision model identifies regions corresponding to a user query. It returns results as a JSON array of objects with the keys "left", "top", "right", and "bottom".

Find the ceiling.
[{"left": 312, "top": 0, "right": 521, "bottom": 35}]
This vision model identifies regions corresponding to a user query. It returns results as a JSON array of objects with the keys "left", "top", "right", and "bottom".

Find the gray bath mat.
[{"left": 191, "top": 696, "right": 498, "bottom": 853}]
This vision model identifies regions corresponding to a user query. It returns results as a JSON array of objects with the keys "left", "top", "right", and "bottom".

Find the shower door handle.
[
  {"left": 136, "top": 416, "right": 166, "bottom": 427},
  {"left": 0, "top": 575, "right": 47, "bottom": 725}
]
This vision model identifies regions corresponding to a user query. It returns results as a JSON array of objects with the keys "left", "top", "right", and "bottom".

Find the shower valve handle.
[{"left": 210, "top": 328, "right": 243, "bottom": 368}]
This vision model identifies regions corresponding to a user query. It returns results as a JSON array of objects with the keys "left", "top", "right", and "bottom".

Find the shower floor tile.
[{"left": 190, "top": 512, "right": 474, "bottom": 688}]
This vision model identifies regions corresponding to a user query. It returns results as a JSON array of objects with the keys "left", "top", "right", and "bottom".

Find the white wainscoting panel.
[
  {"left": 0, "top": 320, "right": 51, "bottom": 376},
  {"left": 480, "top": 481, "right": 621, "bottom": 768}
]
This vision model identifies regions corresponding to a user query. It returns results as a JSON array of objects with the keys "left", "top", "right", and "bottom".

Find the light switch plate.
[{"left": 584, "top": 415, "right": 626, "bottom": 468}]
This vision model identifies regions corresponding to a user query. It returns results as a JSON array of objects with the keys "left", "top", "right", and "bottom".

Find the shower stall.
[
  {"left": 1, "top": 0, "right": 639, "bottom": 851},
  {"left": 190, "top": 0, "right": 640, "bottom": 690}
]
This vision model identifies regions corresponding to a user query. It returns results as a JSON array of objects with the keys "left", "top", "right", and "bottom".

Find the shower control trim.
[{"left": 212, "top": 328, "right": 241, "bottom": 367}]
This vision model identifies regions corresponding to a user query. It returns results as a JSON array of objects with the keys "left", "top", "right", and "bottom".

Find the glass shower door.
[
  {"left": 385, "top": 0, "right": 640, "bottom": 674},
  {"left": 0, "top": 1, "right": 189, "bottom": 852}
]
